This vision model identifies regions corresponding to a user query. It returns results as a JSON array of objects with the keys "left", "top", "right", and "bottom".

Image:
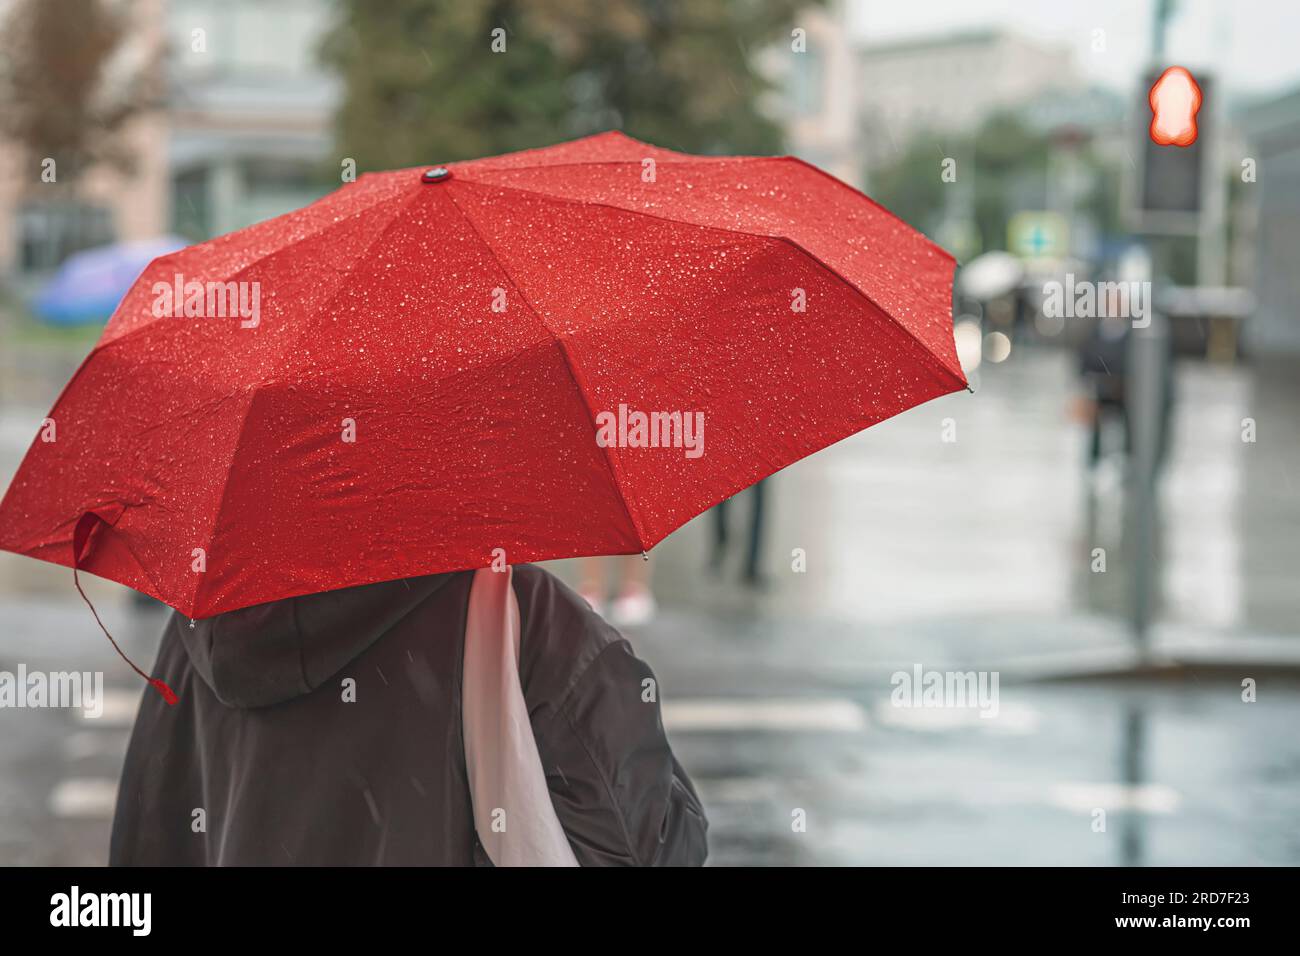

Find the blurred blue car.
[{"left": 32, "top": 236, "right": 188, "bottom": 326}]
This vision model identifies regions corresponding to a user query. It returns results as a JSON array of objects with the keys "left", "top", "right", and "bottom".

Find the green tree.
[
  {"left": 869, "top": 113, "right": 1118, "bottom": 257},
  {"left": 0, "top": 0, "right": 160, "bottom": 251},
  {"left": 865, "top": 133, "right": 950, "bottom": 237},
  {"left": 320, "top": 0, "right": 807, "bottom": 171},
  {"left": 969, "top": 112, "right": 1049, "bottom": 253}
]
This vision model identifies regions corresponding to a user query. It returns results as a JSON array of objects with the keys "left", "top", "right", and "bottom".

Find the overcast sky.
[{"left": 847, "top": 0, "right": 1300, "bottom": 100}]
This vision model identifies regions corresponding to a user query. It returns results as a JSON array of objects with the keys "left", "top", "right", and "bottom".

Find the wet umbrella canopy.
[{"left": 0, "top": 131, "right": 966, "bottom": 625}]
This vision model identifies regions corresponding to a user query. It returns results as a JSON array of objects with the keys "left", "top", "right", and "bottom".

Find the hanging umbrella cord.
[{"left": 72, "top": 514, "right": 179, "bottom": 705}]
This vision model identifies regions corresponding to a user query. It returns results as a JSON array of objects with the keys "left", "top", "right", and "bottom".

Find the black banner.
[{"left": 0, "top": 866, "right": 1285, "bottom": 941}]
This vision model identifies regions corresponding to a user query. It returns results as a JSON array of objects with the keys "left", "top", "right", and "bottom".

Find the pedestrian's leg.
[
  {"left": 743, "top": 481, "right": 767, "bottom": 586},
  {"left": 1088, "top": 409, "right": 1103, "bottom": 467},
  {"left": 710, "top": 498, "right": 729, "bottom": 571},
  {"left": 611, "top": 554, "right": 657, "bottom": 626},
  {"left": 1121, "top": 401, "right": 1133, "bottom": 460},
  {"left": 578, "top": 558, "right": 609, "bottom": 616}
]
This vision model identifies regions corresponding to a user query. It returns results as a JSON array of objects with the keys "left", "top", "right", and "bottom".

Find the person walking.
[{"left": 109, "top": 564, "right": 707, "bottom": 866}]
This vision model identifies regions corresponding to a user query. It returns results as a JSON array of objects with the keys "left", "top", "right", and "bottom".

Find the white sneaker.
[{"left": 610, "top": 588, "right": 657, "bottom": 627}]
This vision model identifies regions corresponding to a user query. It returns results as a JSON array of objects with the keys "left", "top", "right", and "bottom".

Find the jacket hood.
[{"left": 174, "top": 573, "right": 456, "bottom": 708}]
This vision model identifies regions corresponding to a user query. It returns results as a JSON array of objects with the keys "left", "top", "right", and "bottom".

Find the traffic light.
[{"left": 1129, "top": 68, "right": 1212, "bottom": 233}]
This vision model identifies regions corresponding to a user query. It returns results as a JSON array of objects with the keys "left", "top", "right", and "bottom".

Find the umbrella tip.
[{"left": 421, "top": 167, "right": 451, "bottom": 183}]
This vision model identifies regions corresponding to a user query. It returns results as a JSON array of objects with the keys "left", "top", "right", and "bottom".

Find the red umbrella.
[{"left": 0, "top": 131, "right": 966, "bottom": 655}]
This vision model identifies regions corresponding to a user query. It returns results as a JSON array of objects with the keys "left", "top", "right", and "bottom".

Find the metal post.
[{"left": 1127, "top": 303, "right": 1168, "bottom": 656}]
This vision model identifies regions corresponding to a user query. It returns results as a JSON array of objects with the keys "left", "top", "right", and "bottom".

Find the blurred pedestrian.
[
  {"left": 578, "top": 555, "right": 657, "bottom": 626},
  {"left": 1076, "top": 314, "right": 1132, "bottom": 469},
  {"left": 710, "top": 479, "right": 768, "bottom": 587},
  {"left": 1075, "top": 312, "right": 1174, "bottom": 475}
]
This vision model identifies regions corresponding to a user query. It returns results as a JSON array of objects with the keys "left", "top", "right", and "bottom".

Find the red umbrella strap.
[{"left": 72, "top": 512, "right": 178, "bottom": 705}]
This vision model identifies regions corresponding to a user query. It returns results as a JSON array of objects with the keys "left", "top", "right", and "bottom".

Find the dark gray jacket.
[{"left": 110, "top": 565, "right": 707, "bottom": 866}]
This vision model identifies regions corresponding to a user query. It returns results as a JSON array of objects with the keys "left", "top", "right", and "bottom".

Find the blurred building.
[
  {"left": 165, "top": 0, "right": 337, "bottom": 239},
  {"left": 856, "top": 28, "right": 1083, "bottom": 165},
  {"left": 0, "top": 0, "right": 337, "bottom": 284},
  {"left": 0, "top": 0, "right": 169, "bottom": 282},
  {"left": 1241, "top": 85, "right": 1300, "bottom": 355},
  {"left": 764, "top": 1, "right": 861, "bottom": 186},
  {"left": 768, "top": 18, "right": 1086, "bottom": 182}
]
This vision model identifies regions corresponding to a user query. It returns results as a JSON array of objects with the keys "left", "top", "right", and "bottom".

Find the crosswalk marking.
[
  {"left": 664, "top": 698, "right": 867, "bottom": 733},
  {"left": 74, "top": 687, "right": 141, "bottom": 726},
  {"left": 48, "top": 777, "right": 118, "bottom": 819},
  {"left": 61, "top": 729, "right": 125, "bottom": 760},
  {"left": 1049, "top": 782, "right": 1181, "bottom": 814},
  {"left": 871, "top": 700, "right": 1040, "bottom": 733}
]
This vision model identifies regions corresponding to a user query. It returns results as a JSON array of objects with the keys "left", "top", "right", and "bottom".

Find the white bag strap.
[{"left": 462, "top": 566, "right": 579, "bottom": 867}]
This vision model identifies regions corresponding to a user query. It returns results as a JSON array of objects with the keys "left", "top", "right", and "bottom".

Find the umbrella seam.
[
  {"left": 95, "top": 186, "right": 415, "bottom": 355},
  {"left": 450, "top": 175, "right": 967, "bottom": 391},
  {"left": 440, "top": 186, "right": 651, "bottom": 550},
  {"left": 777, "top": 155, "right": 958, "bottom": 263},
  {"left": 151, "top": 189, "right": 430, "bottom": 615},
  {"left": 79, "top": 504, "right": 172, "bottom": 607},
  {"left": 462, "top": 154, "right": 956, "bottom": 267},
  {"left": 273, "top": 187, "right": 430, "bottom": 384},
  {"left": 187, "top": 387, "right": 261, "bottom": 618},
  {"left": 201, "top": 189, "right": 419, "bottom": 296},
  {"left": 189, "top": 183, "right": 416, "bottom": 615},
  {"left": 172, "top": 334, "right": 591, "bottom": 615}
]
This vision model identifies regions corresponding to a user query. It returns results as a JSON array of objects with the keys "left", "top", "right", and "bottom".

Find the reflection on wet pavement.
[{"left": 625, "top": 349, "right": 1300, "bottom": 636}]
